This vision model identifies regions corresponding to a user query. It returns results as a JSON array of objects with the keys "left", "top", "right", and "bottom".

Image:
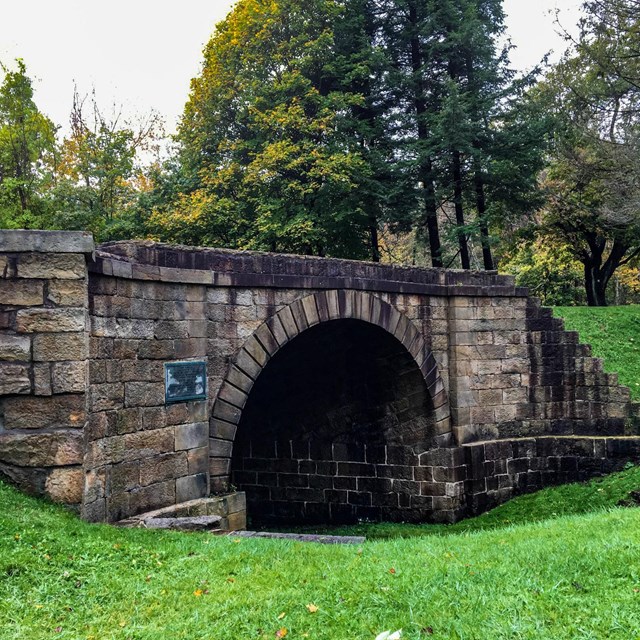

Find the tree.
[
  {"left": 0, "top": 60, "right": 57, "bottom": 229},
  {"left": 165, "top": 0, "right": 382, "bottom": 258},
  {"left": 539, "top": 0, "right": 640, "bottom": 305},
  {"left": 51, "top": 90, "right": 163, "bottom": 241}
]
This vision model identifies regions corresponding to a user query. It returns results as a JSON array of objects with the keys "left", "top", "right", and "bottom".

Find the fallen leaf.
[
  {"left": 421, "top": 627, "right": 434, "bottom": 635},
  {"left": 275, "top": 628, "right": 288, "bottom": 638},
  {"left": 278, "top": 612, "right": 286, "bottom": 620},
  {"left": 54, "top": 627, "right": 62, "bottom": 633},
  {"left": 375, "top": 631, "right": 402, "bottom": 640},
  {"left": 306, "top": 603, "right": 319, "bottom": 613},
  {"left": 118, "top": 621, "right": 126, "bottom": 628},
  {"left": 389, "top": 568, "right": 396, "bottom": 574},
  {"left": 227, "top": 577, "right": 236, "bottom": 583}
]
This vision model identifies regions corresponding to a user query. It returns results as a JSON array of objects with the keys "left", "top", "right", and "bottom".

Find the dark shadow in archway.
[{"left": 231, "top": 319, "right": 437, "bottom": 526}]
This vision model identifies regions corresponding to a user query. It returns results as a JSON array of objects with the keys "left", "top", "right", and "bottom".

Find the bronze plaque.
[{"left": 164, "top": 361, "right": 207, "bottom": 403}]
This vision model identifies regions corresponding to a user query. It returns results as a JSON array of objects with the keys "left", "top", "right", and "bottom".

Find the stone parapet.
[{"left": 0, "top": 230, "right": 93, "bottom": 507}]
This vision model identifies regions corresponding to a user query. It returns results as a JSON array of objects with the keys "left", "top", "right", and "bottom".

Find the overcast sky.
[{"left": 0, "top": 0, "right": 582, "bottom": 136}]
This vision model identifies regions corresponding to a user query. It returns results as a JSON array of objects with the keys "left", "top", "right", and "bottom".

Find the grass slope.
[
  {"left": 2, "top": 471, "right": 640, "bottom": 640},
  {"left": 554, "top": 305, "right": 640, "bottom": 400}
]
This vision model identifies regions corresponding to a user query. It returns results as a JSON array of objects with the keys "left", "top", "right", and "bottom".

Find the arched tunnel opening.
[{"left": 231, "top": 319, "right": 437, "bottom": 526}]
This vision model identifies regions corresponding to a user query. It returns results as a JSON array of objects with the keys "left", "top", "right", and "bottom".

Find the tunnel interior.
[{"left": 231, "top": 319, "right": 437, "bottom": 526}]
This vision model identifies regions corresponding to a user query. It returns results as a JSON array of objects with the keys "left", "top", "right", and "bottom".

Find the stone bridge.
[{"left": 0, "top": 230, "right": 639, "bottom": 526}]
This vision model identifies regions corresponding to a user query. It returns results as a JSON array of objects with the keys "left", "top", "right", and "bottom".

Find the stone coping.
[
  {"left": 92, "top": 240, "right": 527, "bottom": 298},
  {"left": 0, "top": 229, "right": 94, "bottom": 254}
]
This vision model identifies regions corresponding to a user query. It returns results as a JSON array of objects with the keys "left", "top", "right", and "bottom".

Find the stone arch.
[{"left": 209, "top": 290, "right": 451, "bottom": 499}]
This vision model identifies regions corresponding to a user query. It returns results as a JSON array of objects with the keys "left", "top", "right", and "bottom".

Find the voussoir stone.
[{"left": 16, "top": 308, "right": 86, "bottom": 333}]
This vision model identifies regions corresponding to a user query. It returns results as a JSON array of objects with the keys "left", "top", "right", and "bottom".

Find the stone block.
[
  {"left": 209, "top": 457, "right": 231, "bottom": 476},
  {"left": 1, "top": 395, "right": 85, "bottom": 429},
  {"left": 0, "top": 335, "right": 31, "bottom": 361},
  {"left": 188, "top": 446, "right": 209, "bottom": 474},
  {"left": 124, "top": 381, "right": 164, "bottom": 408},
  {"left": 0, "top": 279, "right": 44, "bottom": 306},
  {"left": 17, "top": 253, "right": 86, "bottom": 280},
  {"left": 0, "top": 429, "right": 84, "bottom": 466},
  {"left": 0, "top": 230, "right": 93, "bottom": 254},
  {"left": 47, "top": 280, "right": 86, "bottom": 307},
  {"left": 89, "top": 383, "right": 124, "bottom": 412},
  {"left": 142, "top": 407, "right": 165, "bottom": 431},
  {"left": 139, "top": 453, "right": 188, "bottom": 486},
  {"left": 115, "top": 407, "right": 142, "bottom": 434},
  {"left": 33, "top": 333, "right": 87, "bottom": 361},
  {"left": 175, "top": 422, "right": 208, "bottom": 451},
  {"left": 51, "top": 360, "right": 87, "bottom": 393},
  {"left": 210, "top": 437, "right": 233, "bottom": 457},
  {"left": 176, "top": 473, "right": 208, "bottom": 502},
  {"left": 123, "top": 427, "right": 175, "bottom": 461},
  {"left": 45, "top": 467, "right": 84, "bottom": 504},
  {"left": 16, "top": 307, "right": 86, "bottom": 333},
  {"left": 129, "top": 480, "right": 176, "bottom": 517},
  {"left": 33, "top": 363, "right": 52, "bottom": 395},
  {"left": 0, "top": 363, "right": 31, "bottom": 395}
]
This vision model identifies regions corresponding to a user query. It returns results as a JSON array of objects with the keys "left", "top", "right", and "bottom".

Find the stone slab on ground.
[{"left": 229, "top": 531, "right": 366, "bottom": 545}]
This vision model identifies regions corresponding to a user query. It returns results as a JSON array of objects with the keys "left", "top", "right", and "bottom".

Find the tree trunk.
[
  {"left": 474, "top": 163, "right": 494, "bottom": 270},
  {"left": 409, "top": 1, "right": 442, "bottom": 268},
  {"left": 369, "top": 209, "right": 380, "bottom": 262},
  {"left": 452, "top": 149, "right": 470, "bottom": 269}
]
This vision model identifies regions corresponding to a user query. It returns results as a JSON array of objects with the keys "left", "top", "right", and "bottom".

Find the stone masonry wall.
[
  {"left": 0, "top": 231, "right": 93, "bottom": 507},
  {"left": 0, "top": 232, "right": 638, "bottom": 525}
]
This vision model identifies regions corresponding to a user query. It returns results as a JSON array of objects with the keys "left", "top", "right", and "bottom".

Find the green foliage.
[
  {"left": 3, "top": 470, "right": 640, "bottom": 638},
  {"left": 0, "top": 60, "right": 57, "bottom": 229},
  {"left": 501, "top": 238, "right": 586, "bottom": 306},
  {"left": 162, "top": 0, "right": 377, "bottom": 257},
  {"left": 49, "top": 91, "right": 162, "bottom": 242},
  {"left": 534, "top": 0, "right": 640, "bottom": 305},
  {"left": 554, "top": 304, "right": 640, "bottom": 398}
]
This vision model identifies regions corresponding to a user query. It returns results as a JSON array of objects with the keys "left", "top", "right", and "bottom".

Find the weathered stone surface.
[
  {"left": 141, "top": 515, "right": 221, "bottom": 531},
  {"left": 47, "top": 280, "right": 87, "bottom": 307},
  {"left": 52, "top": 361, "right": 87, "bottom": 394},
  {"left": 0, "top": 280, "right": 44, "bottom": 306},
  {"left": 0, "top": 230, "right": 94, "bottom": 254},
  {"left": 124, "top": 382, "right": 164, "bottom": 408},
  {"left": 33, "top": 363, "right": 52, "bottom": 395},
  {"left": 0, "top": 363, "right": 31, "bottom": 395},
  {"left": 0, "top": 430, "right": 84, "bottom": 466},
  {"left": 175, "top": 422, "right": 208, "bottom": 451},
  {"left": 139, "top": 453, "right": 188, "bottom": 486},
  {"left": 1, "top": 395, "right": 85, "bottom": 429},
  {"left": 123, "top": 427, "right": 175, "bottom": 461},
  {"left": 16, "top": 308, "right": 86, "bottom": 333},
  {"left": 45, "top": 467, "right": 84, "bottom": 504},
  {"left": 17, "top": 253, "right": 87, "bottom": 279},
  {"left": 0, "top": 335, "right": 31, "bottom": 361},
  {"left": 176, "top": 473, "right": 208, "bottom": 502}
]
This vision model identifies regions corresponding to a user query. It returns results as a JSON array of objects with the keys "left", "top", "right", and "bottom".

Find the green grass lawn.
[
  {"left": 554, "top": 305, "right": 640, "bottom": 400},
  {"left": 2, "top": 305, "right": 639, "bottom": 639},
  {"left": 3, "top": 470, "right": 640, "bottom": 640}
]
